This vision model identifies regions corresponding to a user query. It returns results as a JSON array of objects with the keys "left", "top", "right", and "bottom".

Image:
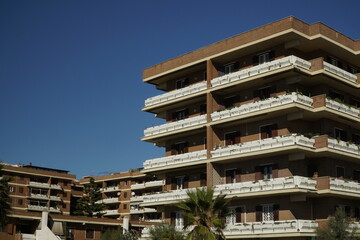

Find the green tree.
[
  {"left": 100, "top": 228, "right": 138, "bottom": 240},
  {"left": 0, "top": 164, "right": 11, "bottom": 226},
  {"left": 317, "top": 208, "right": 358, "bottom": 240},
  {"left": 148, "top": 224, "right": 184, "bottom": 240},
  {"left": 74, "top": 177, "right": 105, "bottom": 217},
  {"left": 175, "top": 187, "right": 230, "bottom": 240}
]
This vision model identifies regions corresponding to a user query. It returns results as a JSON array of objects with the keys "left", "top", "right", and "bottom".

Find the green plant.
[
  {"left": 100, "top": 228, "right": 138, "bottom": 240},
  {"left": 0, "top": 164, "right": 11, "bottom": 226},
  {"left": 148, "top": 224, "right": 184, "bottom": 240},
  {"left": 175, "top": 187, "right": 230, "bottom": 240}
]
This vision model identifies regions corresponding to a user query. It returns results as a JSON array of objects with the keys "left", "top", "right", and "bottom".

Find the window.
[
  {"left": 203, "top": 137, "right": 207, "bottom": 150},
  {"left": 64, "top": 181, "right": 68, "bottom": 187},
  {"left": 260, "top": 124, "right": 278, "bottom": 139},
  {"left": 175, "top": 212, "right": 184, "bottom": 228},
  {"left": 352, "top": 134, "right": 360, "bottom": 145},
  {"left": 63, "top": 192, "right": 67, "bottom": 198},
  {"left": 176, "top": 176, "right": 185, "bottom": 190},
  {"left": 353, "top": 170, "right": 360, "bottom": 182},
  {"left": 254, "top": 86, "right": 275, "bottom": 99},
  {"left": 173, "top": 109, "right": 188, "bottom": 120},
  {"left": 225, "top": 169, "right": 237, "bottom": 184},
  {"left": 85, "top": 229, "right": 95, "bottom": 239},
  {"left": 336, "top": 166, "right": 345, "bottom": 178},
  {"left": 203, "top": 71, "right": 207, "bottom": 81},
  {"left": 224, "top": 131, "right": 240, "bottom": 146},
  {"left": 334, "top": 128, "right": 347, "bottom": 141},
  {"left": 224, "top": 63, "right": 235, "bottom": 74},
  {"left": 261, "top": 165, "right": 273, "bottom": 180},
  {"left": 18, "top": 199, "right": 23, "bottom": 205},
  {"left": 8, "top": 186, "right": 14, "bottom": 193},
  {"left": 62, "top": 203, "right": 66, "bottom": 208},
  {"left": 329, "top": 91, "right": 344, "bottom": 102},
  {"left": 348, "top": 66, "right": 358, "bottom": 74},
  {"left": 171, "top": 142, "right": 188, "bottom": 155},
  {"left": 200, "top": 104, "right": 207, "bottom": 114},
  {"left": 19, "top": 187, "right": 23, "bottom": 194},
  {"left": 224, "top": 95, "right": 238, "bottom": 108},
  {"left": 336, "top": 205, "right": 351, "bottom": 217},
  {"left": 123, "top": 204, "right": 127, "bottom": 210},
  {"left": 176, "top": 78, "right": 189, "bottom": 89},
  {"left": 253, "top": 50, "right": 275, "bottom": 65},
  {"left": 226, "top": 207, "right": 245, "bottom": 225},
  {"left": 259, "top": 52, "right": 270, "bottom": 64},
  {"left": 350, "top": 98, "right": 360, "bottom": 108},
  {"left": 262, "top": 204, "right": 274, "bottom": 221},
  {"left": 124, "top": 192, "right": 128, "bottom": 198}
]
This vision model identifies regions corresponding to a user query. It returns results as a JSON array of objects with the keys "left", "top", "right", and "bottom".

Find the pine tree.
[
  {"left": 75, "top": 177, "right": 105, "bottom": 217},
  {"left": 0, "top": 164, "right": 11, "bottom": 226},
  {"left": 317, "top": 208, "right": 359, "bottom": 240}
]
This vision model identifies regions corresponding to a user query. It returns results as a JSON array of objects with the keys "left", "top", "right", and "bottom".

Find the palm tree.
[{"left": 175, "top": 187, "right": 230, "bottom": 240}]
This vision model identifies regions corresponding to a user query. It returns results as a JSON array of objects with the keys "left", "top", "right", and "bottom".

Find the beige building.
[{"left": 138, "top": 16, "right": 360, "bottom": 239}]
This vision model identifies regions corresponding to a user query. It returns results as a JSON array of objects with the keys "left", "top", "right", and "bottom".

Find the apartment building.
[
  {"left": 0, "top": 163, "right": 121, "bottom": 240},
  {"left": 140, "top": 17, "right": 360, "bottom": 239}
]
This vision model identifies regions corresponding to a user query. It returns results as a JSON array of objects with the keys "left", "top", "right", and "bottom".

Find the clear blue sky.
[{"left": 1, "top": 0, "right": 359, "bottom": 178}]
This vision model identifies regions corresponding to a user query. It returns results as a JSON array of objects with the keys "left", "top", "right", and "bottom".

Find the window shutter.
[
  {"left": 273, "top": 204, "right": 280, "bottom": 221},
  {"left": 253, "top": 55, "right": 259, "bottom": 65},
  {"left": 269, "top": 50, "right": 275, "bottom": 60},
  {"left": 225, "top": 171, "right": 232, "bottom": 184},
  {"left": 234, "top": 131, "right": 241, "bottom": 144},
  {"left": 183, "top": 176, "right": 189, "bottom": 189},
  {"left": 235, "top": 207, "right": 242, "bottom": 223},
  {"left": 236, "top": 168, "right": 242, "bottom": 183},
  {"left": 256, "top": 206, "right": 262, "bottom": 222},
  {"left": 255, "top": 166, "right": 263, "bottom": 181},
  {"left": 272, "top": 164, "right": 279, "bottom": 178}
]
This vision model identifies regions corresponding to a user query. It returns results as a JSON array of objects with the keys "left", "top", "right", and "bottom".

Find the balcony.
[
  {"left": 130, "top": 207, "right": 157, "bottom": 214},
  {"left": 144, "top": 115, "right": 207, "bottom": 138},
  {"left": 215, "top": 176, "right": 316, "bottom": 196},
  {"left": 323, "top": 62, "right": 358, "bottom": 84},
  {"left": 29, "top": 181, "right": 50, "bottom": 188},
  {"left": 29, "top": 193, "right": 49, "bottom": 200},
  {"left": 329, "top": 178, "right": 360, "bottom": 194},
  {"left": 99, "top": 197, "right": 119, "bottom": 204},
  {"left": 224, "top": 220, "right": 317, "bottom": 237},
  {"left": 131, "top": 180, "right": 165, "bottom": 190},
  {"left": 28, "top": 205, "right": 49, "bottom": 211},
  {"left": 100, "top": 186, "right": 119, "bottom": 192},
  {"left": 211, "top": 134, "right": 315, "bottom": 159},
  {"left": 211, "top": 56, "right": 311, "bottom": 88},
  {"left": 327, "top": 138, "right": 360, "bottom": 156},
  {"left": 325, "top": 98, "right": 360, "bottom": 118},
  {"left": 143, "top": 150, "right": 207, "bottom": 170},
  {"left": 49, "top": 207, "right": 61, "bottom": 213},
  {"left": 142, "top": 188, "right": 189, "bottom": 205},
  {"left": 144, "top": 81, "right": 207, "bottom": 108},
  {"left": 211, "top": 93, "right": 313, "bottom": 122},
  {"left": 130, "top": 195, "right": 144, "bottom": 203},
  {"left": 49, "top": 195, "right": 61, "bottom": 201},
  {"left": 102, "top": 209, "right": 120, "bottom": 216},
  {"left": 50, "top": 184, "right": 62, "bottom": 190}
]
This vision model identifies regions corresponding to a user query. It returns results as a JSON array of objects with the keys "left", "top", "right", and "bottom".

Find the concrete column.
[
  {"left": 41, "top": 211, "right": 48, "bottom": 230},
  {"left": 123, "top": 216, "right": 129, "bottom": 234}
]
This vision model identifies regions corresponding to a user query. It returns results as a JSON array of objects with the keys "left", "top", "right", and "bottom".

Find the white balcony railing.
[
  {"left": 214, "top": 176, "right": 316, "bottom": 196},
  {"left": 211, "top": 134, "right": 315, "bottom": 159},
  {"left": 130, "top": 195, "right": 145, "bottom": 203},
  {"left": 145, "top": 81, "right": 207, "bottom": 107},
  {"left": 100, "top": 186, "right": 119, "bottom": 192},
  {"left": 28, "top": 205, "right": 49, "bottom": 211},
  {"left": 29, "top": 181, "right": 50, "bottom": 188},
  {"left": 103, "top": 209, "right": 119, "bottom": 215},
  {"left": 143, "top": 150, "right": 207, "bottom": 170},
  {"left": 211, "top": 93, "right": 313, "bottom": 122},
  {"left": 327, "top": 138, "right": 360, "bottom": 155},
  {"left": 49, "top": 195, "right": 61, "bottom": 201},
  {"left": 330, "top": 178, "right": 360, "bottom": 194},
  {"left": 131, "top": 180, "right": 165, "bottom": 190},
  {"left": 224, "top": 220, "right": 318, "bottom": 236},
  {"left": 141, "top": 176, "right": 315, "bottom": 206},
  {"left": 30, "top": 193, "right": 49, "bottom": 199},
  {"left": 325, "top": 99, "right": 360, "bottom": 118},
  {"left": 50, "top": 184, "right": 62, "bottom": 190},
  {"left": 144, "top": 115, "right": 207, "bottom": 137},
  {"left": 49, "top": 207, "right": 61, "bottom": 212},
  {"left": 130, "top": 207, "right": 157, "bottom": 214},
  {"left": 211, "top": 56, "right": 311, "bottom": 88},
  {"left": 324, "top": 62, "right": 358, "bottom": 83},
  {"left": 100, "top": 197, "right": 119, "bottom": 204}
]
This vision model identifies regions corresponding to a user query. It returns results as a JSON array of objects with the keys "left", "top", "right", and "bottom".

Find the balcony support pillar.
[{"left": 206, "top": 59, "right": 218, "bottom": 88}]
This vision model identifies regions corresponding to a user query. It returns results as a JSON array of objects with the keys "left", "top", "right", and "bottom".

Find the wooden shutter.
[
  {"left": 272, "top": 164, "right": 279, "bottom": 178},
  {"left": 235, "top": 207, "right": 242, "bottom": 223},
  {"left": 225, "top": 170, "right": 232, "bottom": 184},
  {"left": 234, "top": 131, "right": 241, "bottom": 144},
  {"left": 255, "top": 166, "right": 263, "bottom": 181},
  {"left": 256, "top": 206, "right": 262, "bottom": 222},
  {"left": 273, "top": 204, "right": 280, "bottom": 221},
  {"left": 235, "top": 168, "right": 241, "bottom": 183}
]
